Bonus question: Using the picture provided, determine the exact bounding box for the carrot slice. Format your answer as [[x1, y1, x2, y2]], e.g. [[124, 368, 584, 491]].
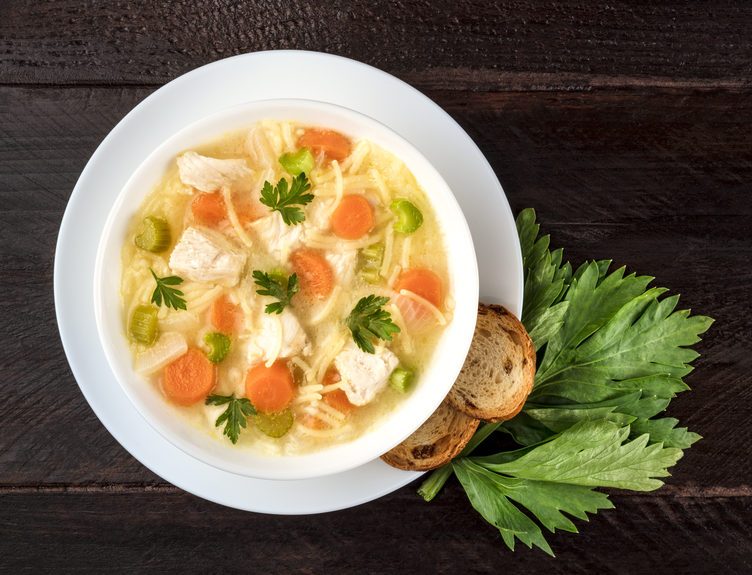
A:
[[245, 360, 295, 414], [394, 268, 443, 308], [191, 191, 226, 227], [297, 128, 351, 162], [324, 389, 356, 415], [163, 348, 216, 405], [330, 194, 374, 240], [211, 294, 241, 334], [232, 190, 264, 224], [301, 414, 327, 430], [321, 366, 355, 415], [290, 248, 334, 299], [323, 366, 341, 386]]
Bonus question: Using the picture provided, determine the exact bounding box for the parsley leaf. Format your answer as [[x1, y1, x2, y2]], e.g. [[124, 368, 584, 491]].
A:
[[150, 268, 187, 310], [205, 394, 257, 444], [259, 173, 314, 225], [252, 270, 299, 314], [346, 295, 400, 353]]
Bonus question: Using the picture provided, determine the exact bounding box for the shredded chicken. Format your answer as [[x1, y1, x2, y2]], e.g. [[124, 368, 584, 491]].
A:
[[169, 226, 246, 287], [248, 212, 304, 263], [246, 308, 312, 366], [177, 151, 252, 193], [334, 342, 398, 406]]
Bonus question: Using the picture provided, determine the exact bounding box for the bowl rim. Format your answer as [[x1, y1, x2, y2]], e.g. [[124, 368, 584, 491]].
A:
[[93, 97, 479, 480]]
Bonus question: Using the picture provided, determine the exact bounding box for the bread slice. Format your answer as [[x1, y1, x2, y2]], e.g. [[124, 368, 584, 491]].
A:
[[381, 399, 479, 471], [447, 304, 535, 422]]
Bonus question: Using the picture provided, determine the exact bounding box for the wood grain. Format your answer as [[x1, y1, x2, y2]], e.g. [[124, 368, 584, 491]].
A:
[[2, 489, 752, 572], [1, 1, 751, 90], [2, 0, 752, 562], [1, 85, 750, 489]]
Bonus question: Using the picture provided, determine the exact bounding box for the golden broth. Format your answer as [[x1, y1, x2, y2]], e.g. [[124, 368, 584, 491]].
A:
[[121, 120, 451, 455]]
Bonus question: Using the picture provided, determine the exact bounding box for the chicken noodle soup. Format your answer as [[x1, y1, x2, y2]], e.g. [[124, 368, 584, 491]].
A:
[[121, 120, 452, 454]]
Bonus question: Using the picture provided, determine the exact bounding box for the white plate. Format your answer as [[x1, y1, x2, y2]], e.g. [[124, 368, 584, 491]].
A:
[[54, 50, 523, 514]]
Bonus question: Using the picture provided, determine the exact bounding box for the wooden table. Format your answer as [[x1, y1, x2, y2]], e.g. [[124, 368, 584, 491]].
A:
[[2, 2, 751, 572]]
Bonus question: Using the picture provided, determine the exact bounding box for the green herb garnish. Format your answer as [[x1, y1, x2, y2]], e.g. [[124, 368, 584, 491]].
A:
[[205, 394, 257, 444], [253, 270, 299, 314], [259, 173, 314, 225], [417, 208, 713, 555], [149, 269, 187, 310], [346, 295, 400, 354]]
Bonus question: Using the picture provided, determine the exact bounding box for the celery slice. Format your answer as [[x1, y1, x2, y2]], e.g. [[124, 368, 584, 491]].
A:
[[390, 367, 415, 393], [390, 199, 424, 234], [361, 269, 382, 284], [129, 304, 159, 345], [134, 216, 171, 252], [359, 242, 385, 283], [254, 409, 294, 438], [279, 148, 315, 176], [204, 332, 231, 363], [361, 243, 385, 263]]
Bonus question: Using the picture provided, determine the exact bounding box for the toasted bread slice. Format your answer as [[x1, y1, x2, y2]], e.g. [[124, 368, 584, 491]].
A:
[[447, 304, 535, 422], [381, 399, 479, 471]]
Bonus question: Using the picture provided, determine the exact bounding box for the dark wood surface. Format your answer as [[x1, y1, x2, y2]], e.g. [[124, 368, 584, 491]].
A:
[[1, 1, 751, 572]]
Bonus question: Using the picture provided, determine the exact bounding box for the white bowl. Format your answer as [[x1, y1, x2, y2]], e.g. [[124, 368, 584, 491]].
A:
[[94, 98, 479, 481]]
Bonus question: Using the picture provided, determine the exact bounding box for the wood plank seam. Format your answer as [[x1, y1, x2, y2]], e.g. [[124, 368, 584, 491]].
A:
[[2, 484, 751, 498]]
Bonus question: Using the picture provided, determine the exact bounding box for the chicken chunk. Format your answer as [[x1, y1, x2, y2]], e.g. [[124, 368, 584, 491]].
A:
[[325, 250, 357, 285], [248, 212, 303, 263], [177, 151, 252, 193], [246, 308, 312, 365], [334, 342, 399, 406], [304, 198, 333, 232], [169, 226, 246, 287]]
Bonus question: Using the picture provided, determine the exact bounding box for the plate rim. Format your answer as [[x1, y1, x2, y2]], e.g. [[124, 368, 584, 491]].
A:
[[54, 49, 523, 514]]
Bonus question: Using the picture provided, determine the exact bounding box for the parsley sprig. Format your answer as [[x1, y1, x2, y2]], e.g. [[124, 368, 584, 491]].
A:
[[253, 270, 299, 314], [416, 208, 713, 555], [259, 173, 314, 225], [150, 268, 187, 310], [205, 394, 257, 444], [346, 295, 400, 353]]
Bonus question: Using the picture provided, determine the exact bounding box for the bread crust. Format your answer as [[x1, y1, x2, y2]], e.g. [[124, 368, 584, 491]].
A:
[[381, 399, 480, 471], [381, 304, 534, 470], [447, 304, 535, 421]]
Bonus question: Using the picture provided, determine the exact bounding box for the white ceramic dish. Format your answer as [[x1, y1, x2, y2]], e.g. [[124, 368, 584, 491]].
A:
[[55, 50, 522, 513], [94, 98, 479, 481]]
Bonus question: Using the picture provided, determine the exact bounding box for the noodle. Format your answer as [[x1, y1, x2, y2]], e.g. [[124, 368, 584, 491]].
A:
[[400, 236, 412, 269], [221, 186, 253, 248], [380, 223, 394, 277], [120, 119, 450, 456], [368, 168, 391, 206], [308, 286, 342, 326]]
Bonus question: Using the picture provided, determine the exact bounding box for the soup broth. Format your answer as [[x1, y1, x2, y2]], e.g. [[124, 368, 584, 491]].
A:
[[121, 120, 452, 454]]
